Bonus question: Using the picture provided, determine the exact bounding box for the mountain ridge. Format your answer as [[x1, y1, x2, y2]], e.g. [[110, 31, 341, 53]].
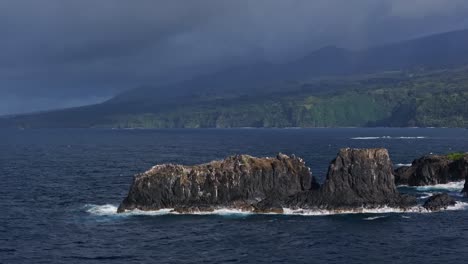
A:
[[2, 29, 468, 128]]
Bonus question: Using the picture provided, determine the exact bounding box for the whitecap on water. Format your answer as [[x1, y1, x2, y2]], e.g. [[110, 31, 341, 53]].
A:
[[363, 216, 387, 221], [84, 204, 119, 216], [351, 136, 426, 140], [413, 181, 465, 192], [395, 163, 412, 168]]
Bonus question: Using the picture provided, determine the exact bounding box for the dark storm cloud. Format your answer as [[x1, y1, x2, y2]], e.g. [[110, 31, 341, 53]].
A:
[[1, 0, 468, 114]]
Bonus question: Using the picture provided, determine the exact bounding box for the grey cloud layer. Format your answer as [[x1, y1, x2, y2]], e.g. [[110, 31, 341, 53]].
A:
[[1, 0, 468, 114]]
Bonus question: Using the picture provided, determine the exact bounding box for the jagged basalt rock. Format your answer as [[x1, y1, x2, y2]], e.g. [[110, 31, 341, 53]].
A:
[[463, 162, 468, 197], [423, 193, 456, 211], [394, 166, 411, 185], [394, 154, 468, 186], [117, 153, 315, 213], [463, 181, 468, 197], [118, 148, 418, 214], [289, 148, 416, 210], [253, 197, 284, 214]]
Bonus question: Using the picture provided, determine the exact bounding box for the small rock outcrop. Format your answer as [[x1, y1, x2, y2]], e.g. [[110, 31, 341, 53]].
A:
[[423, 193, 456, 211], [394, 154, 468, 186], [289, 148, 416, 210], [117, 154, 317, 213]]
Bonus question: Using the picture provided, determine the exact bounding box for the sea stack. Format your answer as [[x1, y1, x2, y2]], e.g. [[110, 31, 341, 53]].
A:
[[288, 148, 416, 210], [117, 154, 317, 213], [118, 148, 418, 213], [394, 153, 468, 186]]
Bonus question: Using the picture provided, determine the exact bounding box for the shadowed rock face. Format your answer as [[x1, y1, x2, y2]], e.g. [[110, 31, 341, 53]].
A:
[[288, 148, 416, 209], [464, 181, 468, 197], [423, 193, 456, 211], [117, 154, 317, 213], [394, 155, 468, 186], [463, 157, 468, 197]]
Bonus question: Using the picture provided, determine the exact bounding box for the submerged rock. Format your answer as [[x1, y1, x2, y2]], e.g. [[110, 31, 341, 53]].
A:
[[117, 153, 316, 213], [423, 193, 456, 211], [289, 148, 416, 210], [394, 154, 468, 186]]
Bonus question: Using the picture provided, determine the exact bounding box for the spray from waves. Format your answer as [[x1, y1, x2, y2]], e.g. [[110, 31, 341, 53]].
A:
[[395, 163, 412, 168], [85, 204, 118, 216], [351, 136, 426, 140], [85, 202, 468, 217], [363, 216, 388, 221], [84, 204, 253, 217], [412, 181, 465, 192]]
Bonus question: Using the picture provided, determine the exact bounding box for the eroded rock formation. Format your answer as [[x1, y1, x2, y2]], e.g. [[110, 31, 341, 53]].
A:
[[117, 153, 316, 213], [118, 148, 418, 213], [288, 148, 416, 210], [394, 154, 468, 186]]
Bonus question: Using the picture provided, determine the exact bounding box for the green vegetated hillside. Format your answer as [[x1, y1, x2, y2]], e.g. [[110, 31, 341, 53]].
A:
[[103, 68, 468, 128], [3, 29, 468, 129]]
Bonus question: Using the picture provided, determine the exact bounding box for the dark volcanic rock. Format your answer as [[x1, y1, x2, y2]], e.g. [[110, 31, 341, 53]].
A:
[[423, 193, 456, 211], [394, 154, 468, 186], [463, 159, 468, 197], [253, 197, 284, 214], [394, 166, 411, 185], [463, 181, 468, 197], [288, 148, 417, 210], [118, 148, 418, 213], [118, 153, 316, 213]]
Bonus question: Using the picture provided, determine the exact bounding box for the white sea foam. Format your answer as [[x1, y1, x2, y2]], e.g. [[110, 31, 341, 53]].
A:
[[395, 163, 412, 168], [413, 181, 465, 192], [351, 136, 426, 140], [86, 202, 468, 217], [418, 192, 434, 199], [282, 206, 425, 215], [363, 216, 387, 221], [85, 204, 118, 216], [84, 204, 252, 216]]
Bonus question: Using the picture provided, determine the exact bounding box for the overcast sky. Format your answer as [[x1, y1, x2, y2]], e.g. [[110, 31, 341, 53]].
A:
[[1, 0, 468, 115]]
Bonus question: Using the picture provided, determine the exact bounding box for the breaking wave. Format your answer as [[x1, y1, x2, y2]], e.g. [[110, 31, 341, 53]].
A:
[[412, 181, 465, 192], [395, 163, 412, 168], [85, 202, 468, 217], [351, 136, 426, 140]]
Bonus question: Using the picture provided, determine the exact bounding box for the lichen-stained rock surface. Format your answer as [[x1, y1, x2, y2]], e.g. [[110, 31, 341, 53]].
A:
[[394, 154, 468, 186], [117, 153, 317, 213], [288, 148, 417, 210]]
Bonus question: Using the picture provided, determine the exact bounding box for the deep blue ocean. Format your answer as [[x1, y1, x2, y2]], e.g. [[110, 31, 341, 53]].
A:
[[1, 128, 468, 263]]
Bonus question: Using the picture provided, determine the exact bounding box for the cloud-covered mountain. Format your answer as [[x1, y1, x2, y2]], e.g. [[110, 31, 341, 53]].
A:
[[2, 29, 468, 128]]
